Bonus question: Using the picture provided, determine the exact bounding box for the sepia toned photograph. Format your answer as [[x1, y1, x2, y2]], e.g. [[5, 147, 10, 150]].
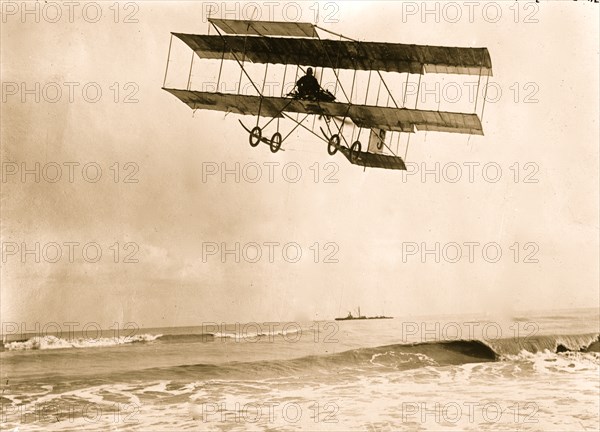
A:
[[1, 1, 599, 430]]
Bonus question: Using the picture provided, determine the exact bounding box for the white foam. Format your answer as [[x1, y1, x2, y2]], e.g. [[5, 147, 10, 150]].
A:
[[212, 328, 301, 340], [4, 334, 162, 351], [502, 349, 600, 373]]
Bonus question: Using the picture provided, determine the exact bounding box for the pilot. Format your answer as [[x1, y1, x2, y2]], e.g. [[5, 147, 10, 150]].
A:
[[296, 67, 321, 99]]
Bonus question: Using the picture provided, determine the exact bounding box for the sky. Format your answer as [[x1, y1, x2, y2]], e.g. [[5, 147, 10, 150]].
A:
[[1, 1, 599, 329]]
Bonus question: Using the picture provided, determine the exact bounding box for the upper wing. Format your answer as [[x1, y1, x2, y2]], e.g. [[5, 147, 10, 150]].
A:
[[173, 33, 492, 76], [209, 18, 317, 38], [163, 89, 484, 135]]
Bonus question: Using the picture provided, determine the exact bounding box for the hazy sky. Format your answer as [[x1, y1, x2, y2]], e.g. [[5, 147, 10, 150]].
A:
[[2, 1, 598, 329]]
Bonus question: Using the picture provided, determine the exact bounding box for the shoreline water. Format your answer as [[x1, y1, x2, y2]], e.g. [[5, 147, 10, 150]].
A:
[[2, 308, 599, 431]]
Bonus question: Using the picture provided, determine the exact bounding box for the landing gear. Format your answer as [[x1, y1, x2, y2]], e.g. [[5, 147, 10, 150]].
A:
[[350, 141, 362, 162], [270, 132, 282, 153], [249, 126, 262, 147], [327, 134, 340, 155], [240, 121, 285, 152]]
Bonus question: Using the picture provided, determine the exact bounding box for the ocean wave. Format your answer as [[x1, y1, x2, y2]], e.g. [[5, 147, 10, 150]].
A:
[[317, 339, 498, 369], [3, 333, 162, 351], [160, 335, 600, 378], [487, 332, 599, 357], [136, 339, 501, 382], [501, 348, 600, 374], [333, 334, 599, 370], [1, 327, 304, 351], [4, 325, 598, 367], [212, 327, 302, 340], [156, 328, 302, 342]]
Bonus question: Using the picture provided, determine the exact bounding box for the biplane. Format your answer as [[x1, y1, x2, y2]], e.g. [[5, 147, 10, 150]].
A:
[[162, 19, 492, 171]]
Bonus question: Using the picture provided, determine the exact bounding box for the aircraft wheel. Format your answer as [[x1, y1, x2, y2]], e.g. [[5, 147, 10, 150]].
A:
[[270, 132, 282, 153], [249, 126, 262, 147], [350, 141, 362, 162], [327, 134, 340, 155]]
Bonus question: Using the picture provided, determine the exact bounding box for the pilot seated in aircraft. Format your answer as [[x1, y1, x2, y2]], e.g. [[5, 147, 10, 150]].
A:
[[294, 68, 335, 102], [296, 67, 320, 99]]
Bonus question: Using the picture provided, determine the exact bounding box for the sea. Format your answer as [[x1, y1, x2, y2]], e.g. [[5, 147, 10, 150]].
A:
[[1, 308, 598, 431]]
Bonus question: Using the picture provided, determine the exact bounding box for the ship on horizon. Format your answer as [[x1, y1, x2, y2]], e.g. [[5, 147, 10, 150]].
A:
[[334, 307, 393, 321]]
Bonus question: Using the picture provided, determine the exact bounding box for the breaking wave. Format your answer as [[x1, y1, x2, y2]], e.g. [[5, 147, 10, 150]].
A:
[[2, 333, 162, 351], [124, 334, 599, 382]]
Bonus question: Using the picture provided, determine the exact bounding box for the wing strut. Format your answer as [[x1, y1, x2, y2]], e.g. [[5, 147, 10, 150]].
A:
[[314, 31, 351, 104], [163, 34, 173, 88], [481, 72, 491, 121], [186, 50, 194, 90], [404, 69, 423, 160], [320, 29, 402, 110]]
